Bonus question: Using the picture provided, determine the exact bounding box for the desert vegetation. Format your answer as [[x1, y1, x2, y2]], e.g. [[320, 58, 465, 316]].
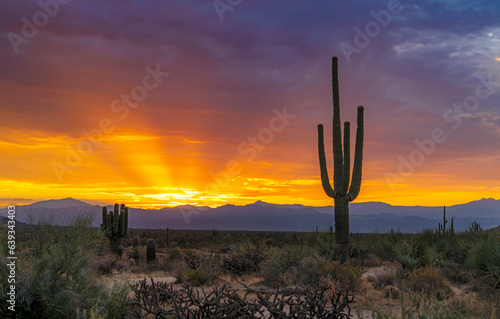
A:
[[1, 210, 499, 318]]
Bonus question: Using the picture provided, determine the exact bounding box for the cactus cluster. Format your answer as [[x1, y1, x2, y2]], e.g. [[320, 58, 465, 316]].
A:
[[317, 56, 365, 263], [437, 206, 454, 236], [101, 203, 129, 252], [468, 220, 483, 233]]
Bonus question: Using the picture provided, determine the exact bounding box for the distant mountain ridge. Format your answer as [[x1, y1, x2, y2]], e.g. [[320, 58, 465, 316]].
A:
[[1, 197, 499, 233]]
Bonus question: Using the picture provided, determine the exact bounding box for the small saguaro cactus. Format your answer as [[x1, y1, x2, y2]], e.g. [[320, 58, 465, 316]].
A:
[[146, 239, 157, 263], [469, 220, 483, 232], [438, 206, 454, 236], [133, 235, 139, 248], [438, 206, 448, 235], [100, 203, 129, 252], [317, 56, 365, 263]]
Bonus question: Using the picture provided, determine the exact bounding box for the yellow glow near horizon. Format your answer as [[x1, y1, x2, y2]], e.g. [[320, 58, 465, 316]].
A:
[[1, 128, 500, 210]]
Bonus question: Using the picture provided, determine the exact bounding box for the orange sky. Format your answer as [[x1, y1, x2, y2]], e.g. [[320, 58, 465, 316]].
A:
[[1, 1, 500, 209]]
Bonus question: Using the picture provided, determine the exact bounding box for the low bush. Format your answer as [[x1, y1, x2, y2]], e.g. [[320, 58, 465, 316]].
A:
[[222, 243, 266, 276], [405, 267, 454, 301], [467, 233, 500, 296], [184, 253, 221, 286], [319, 260, 363, 292], [184, 250, 202, 270], [6, 214, 129, 318], [261, 245, 316, 287], [370, 268, 397, 289]]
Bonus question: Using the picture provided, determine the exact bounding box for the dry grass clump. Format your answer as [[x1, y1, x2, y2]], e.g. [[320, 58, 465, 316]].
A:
[[370, 268, 397, 289], [405, 267, 454, 300]]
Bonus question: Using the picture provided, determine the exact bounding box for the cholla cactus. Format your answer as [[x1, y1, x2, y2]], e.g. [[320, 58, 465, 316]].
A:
[[100, 203, 129, 252], [147, 239, 157, 263]]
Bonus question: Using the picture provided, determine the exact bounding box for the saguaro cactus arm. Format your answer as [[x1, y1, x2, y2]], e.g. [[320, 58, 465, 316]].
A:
[[318, 124, 336, 198], [347, 106, 364, 201], [332, 57, 344, 192], [342, 121, 351, 195]]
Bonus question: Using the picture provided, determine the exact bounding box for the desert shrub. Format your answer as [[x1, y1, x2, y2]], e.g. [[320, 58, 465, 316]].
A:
[[318, 260, 363, 292], [222, 253, 256, 276], [185, 268, 219, 286], [96, 255, 118, 275], [467, 233, 500, 295], [11, 214, 129, 318], [222, 243, 266, 276], [365, 232, 404, 260], [315, 232, 336, 260], [370, 268, 397, 289], [170, 261, 188, 283], [185, 254, 221, 286], [261, 245, 316, 287], [349, 244, 369, 266], [440, 236, 473, 264], [184, 250, 202, 270], [441, 261, 472, 286], [405, 267, 454, 301], [165, 247, 182, 262]]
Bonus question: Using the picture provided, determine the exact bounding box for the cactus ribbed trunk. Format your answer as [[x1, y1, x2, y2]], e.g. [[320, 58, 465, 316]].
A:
[[317, 56, 364, 263], [334, 195, 349, 260], [110, 237, 120, 252]]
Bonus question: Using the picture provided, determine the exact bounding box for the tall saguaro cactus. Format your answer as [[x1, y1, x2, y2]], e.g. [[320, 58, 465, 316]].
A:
[[317, 56, 364, 262], [101, 203, 129, 252]]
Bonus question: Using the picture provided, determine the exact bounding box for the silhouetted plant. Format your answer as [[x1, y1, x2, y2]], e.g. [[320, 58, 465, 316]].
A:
[[132, 235, 139, 248], [147, 239, 157, 264], [100, 203, 128, 252], [317, 56, 365, 263], [126, 278, 354, 318], [468, 220, 483, 233]]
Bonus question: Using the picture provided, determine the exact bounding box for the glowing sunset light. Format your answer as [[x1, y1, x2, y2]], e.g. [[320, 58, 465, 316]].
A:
[[0, 1, 499, 210]]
